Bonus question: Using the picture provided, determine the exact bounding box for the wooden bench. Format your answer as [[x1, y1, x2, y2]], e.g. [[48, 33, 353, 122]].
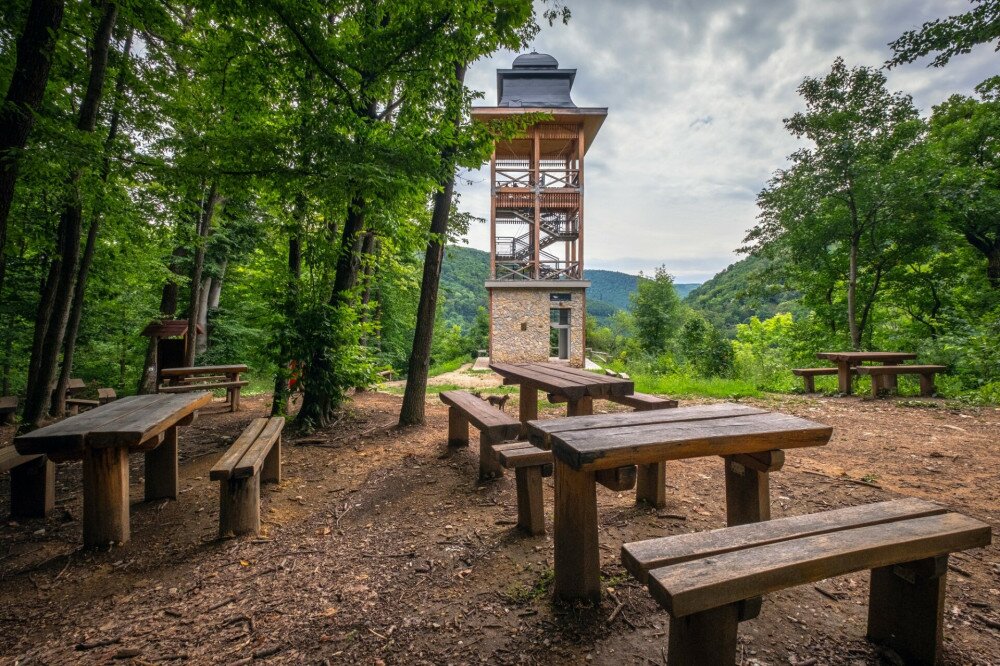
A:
[[0, 396, 17, 425], [210, 417, 284, 537], [98, 388, 117, 404], [547, 391, 677, 411], [0, 446, 55, 518], [854, 364, 947, 398], [440, 390, 520, 480], [159, 364, 249, 412], [65, 398, 99, 415], [622, 499, 991, 665], [492, 442, 553, 536], [791, 367, 838, 393]]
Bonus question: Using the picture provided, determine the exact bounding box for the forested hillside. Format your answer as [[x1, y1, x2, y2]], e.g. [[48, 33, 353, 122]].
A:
[[684, 255, 800, 335]]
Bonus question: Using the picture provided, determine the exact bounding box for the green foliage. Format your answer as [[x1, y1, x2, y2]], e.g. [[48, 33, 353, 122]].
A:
[[887, 0, 1000, 68], [630, 266, 684, 354], [676, 315, 733, 377]]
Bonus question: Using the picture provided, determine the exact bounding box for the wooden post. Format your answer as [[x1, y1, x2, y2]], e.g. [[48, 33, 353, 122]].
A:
[[518, 384, 538, 439], [553, 459, 600, 602], [10, 456, 55, 518], [230, 376, 241, 412], [262, 433, 281, 484], [479, 430, 504, 480], [870, 375, 883, 398], [83, 446, 130, 547], [724, 457, 770, 526], [867, 555, 947, 666], [145, 426, 178, 501], [837, 360, 852, 394], [803, 374, 816, 393], [219, 476, 260, 537], [447, 407, 469, 447], [666, 603, 740, 666], [919, 373, 935, 397], [514, 466, 545, 535], [636, 462, 666, 508], [566, 396, 593, 416]]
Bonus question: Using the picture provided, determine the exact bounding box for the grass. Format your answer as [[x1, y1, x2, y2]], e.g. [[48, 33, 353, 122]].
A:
[[633, 373, 763, 400], [428, 356, 469, 378], [503, 568, 554, 604]]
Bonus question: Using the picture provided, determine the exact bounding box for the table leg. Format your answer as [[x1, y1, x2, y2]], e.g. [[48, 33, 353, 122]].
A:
[[837, 361, 852, 395], [10, 456, 55, 518], [553, 459, 600, 602], [518, 384, 538, 439], [83, 446, 130, 547], [566, 396, 593, 416], [636, 462, 666, 508], [724, 457, 770, 526], [145, 426, 178, 501]]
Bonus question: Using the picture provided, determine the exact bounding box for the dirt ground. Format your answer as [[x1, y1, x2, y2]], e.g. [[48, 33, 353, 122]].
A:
[[0, 385, 998, 665]]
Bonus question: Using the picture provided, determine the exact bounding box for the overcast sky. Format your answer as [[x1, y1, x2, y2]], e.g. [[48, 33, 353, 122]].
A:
[[453, 0, 997, 283]]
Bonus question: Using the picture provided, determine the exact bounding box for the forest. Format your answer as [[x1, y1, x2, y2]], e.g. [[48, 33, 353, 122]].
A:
[[1, 0, 999, 443]]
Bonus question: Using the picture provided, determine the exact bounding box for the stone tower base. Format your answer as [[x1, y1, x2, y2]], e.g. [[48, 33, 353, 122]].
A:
[[487, 280, 589, 367]]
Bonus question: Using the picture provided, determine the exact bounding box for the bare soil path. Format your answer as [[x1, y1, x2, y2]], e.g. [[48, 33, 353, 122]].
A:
[[0, 389, 998, 664]]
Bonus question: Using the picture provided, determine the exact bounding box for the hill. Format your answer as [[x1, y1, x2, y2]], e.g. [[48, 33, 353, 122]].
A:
[[440, 245, 700, 329], [683, 254, 799, 335]]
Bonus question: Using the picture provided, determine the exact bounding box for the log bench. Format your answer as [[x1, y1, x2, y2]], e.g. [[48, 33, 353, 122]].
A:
[[854, 364, 947, 398], [0, 396, 17, 425], [159, 364, 249, 413], [210, 417, 284, 537], [440, 390, 520, 480], [622, 498, 991, 666], [791, 367, 838, 393], [0, 446, 54, 518]]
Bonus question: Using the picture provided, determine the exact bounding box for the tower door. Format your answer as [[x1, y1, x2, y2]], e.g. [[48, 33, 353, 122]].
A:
[[550, 308, 571, 360]]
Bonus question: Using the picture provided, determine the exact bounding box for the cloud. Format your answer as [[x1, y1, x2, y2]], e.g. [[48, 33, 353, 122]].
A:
[[457, 0, 997, 282]]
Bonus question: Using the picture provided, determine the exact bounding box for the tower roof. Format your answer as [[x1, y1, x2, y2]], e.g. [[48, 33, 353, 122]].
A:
[[497, 51, 576, 108]]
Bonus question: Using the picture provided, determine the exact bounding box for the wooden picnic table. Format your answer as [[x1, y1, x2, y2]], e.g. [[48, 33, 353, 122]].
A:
[[527, 403, 833, 601], [816, 351, 917, 394], [15, 392, 211, 547], [490, 362, 633, 433], [159, 364, 249, 412]]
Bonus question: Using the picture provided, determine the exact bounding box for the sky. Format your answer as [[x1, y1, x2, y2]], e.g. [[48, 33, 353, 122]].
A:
[[453, 0, 997, 283]]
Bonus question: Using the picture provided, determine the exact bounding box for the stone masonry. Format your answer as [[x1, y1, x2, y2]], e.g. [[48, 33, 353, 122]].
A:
[[489, 285, 586, 367]]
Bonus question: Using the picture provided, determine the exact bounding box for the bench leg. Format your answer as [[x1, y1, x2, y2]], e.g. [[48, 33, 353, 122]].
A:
[[145, 426, 178, 501], [867, 555, 947, 666], [10, 456, 55, 519], [667, 603, 740, 666], [262, 434, 281, 484], [566, 396, 593, 416], [219, 475, 260, 537], [230, 387, 240, 412], [803, 375, 815, 393], [518, 385, 538, 439], [448, 407, 469, 447], [919, 373, 935, 397], [479, 431, 504, 480], [883, 373, 898, 394], [83, 446, 130, 547], [724, 457, 770, 526], [636, 461, 666, 508], [553, 459, 601, 602], [514, 466, 545, 536]]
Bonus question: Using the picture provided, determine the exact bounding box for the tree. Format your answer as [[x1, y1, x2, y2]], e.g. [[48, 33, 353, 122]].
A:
[[887, 0, 1000, 69], [926, 93, 1000, 288], [630, 265, 684, 354], [745, 59, 926, 349]]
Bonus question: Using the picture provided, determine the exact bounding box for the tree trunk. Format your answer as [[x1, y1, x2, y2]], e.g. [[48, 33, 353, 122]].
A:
[[195, 276, 211, 355], [21, 1, 118, 428], [271, 210, 303, 417], [847, 234, 861, 350], [399, 63, 466, 426], [185, 181, 218, 367], [54, 29, 132, 414], [0, 0, 66, 301]]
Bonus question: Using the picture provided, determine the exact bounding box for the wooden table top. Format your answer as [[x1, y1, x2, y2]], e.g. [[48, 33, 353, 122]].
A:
[[160, 364, 248, 376], [490, 362, 633, 400], [527, 403, 832, 471], [816, 352, 917, 362], [15, 392, 212, 459]]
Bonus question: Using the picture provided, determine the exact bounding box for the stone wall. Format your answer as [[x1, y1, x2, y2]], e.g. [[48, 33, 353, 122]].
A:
[[489, 286, 586, 367]]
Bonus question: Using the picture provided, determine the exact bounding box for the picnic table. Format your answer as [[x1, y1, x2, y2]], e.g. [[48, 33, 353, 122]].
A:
[[527, 403, 833, 601], [159, 364, 248, 412], [816, 352, 917, 394], [15, 392, 211, 547], [490, 362, 633, 432]]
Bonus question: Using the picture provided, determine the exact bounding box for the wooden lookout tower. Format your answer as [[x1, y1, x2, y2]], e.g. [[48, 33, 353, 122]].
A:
[[471, 52, 606, 367]]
